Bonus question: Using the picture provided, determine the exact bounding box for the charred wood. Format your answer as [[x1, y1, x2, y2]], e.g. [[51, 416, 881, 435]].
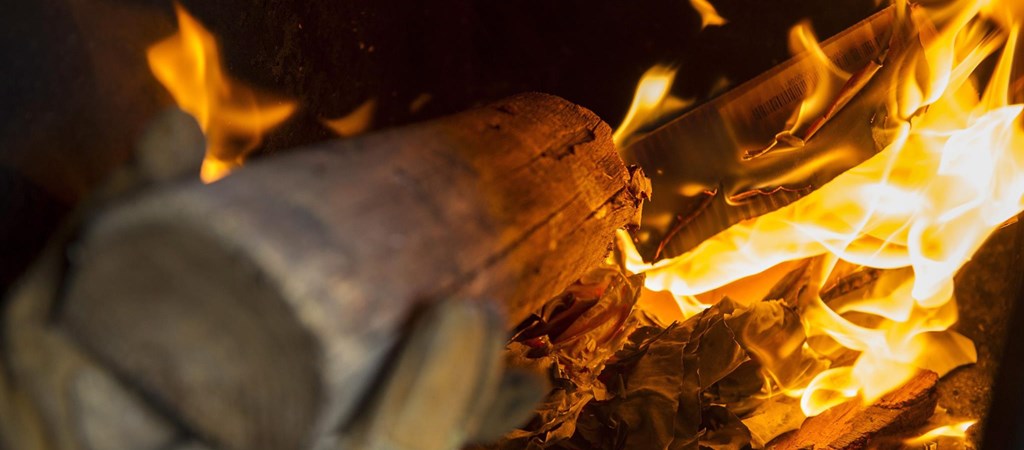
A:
[[768, 371, 939, 450]]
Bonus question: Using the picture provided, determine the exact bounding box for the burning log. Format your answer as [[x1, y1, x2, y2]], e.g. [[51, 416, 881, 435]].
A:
[[768, 371, 940, 450], [50, 92, 646, 450]]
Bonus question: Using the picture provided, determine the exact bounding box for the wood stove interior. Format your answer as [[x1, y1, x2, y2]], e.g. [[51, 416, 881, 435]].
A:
[[2, 0, 1023, 449]]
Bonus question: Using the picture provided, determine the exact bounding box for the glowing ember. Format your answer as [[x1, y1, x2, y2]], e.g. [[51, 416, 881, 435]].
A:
[[689, 0, 728, 30], [147, 3, 297, 183], [904, 420, 976, 445], [620, 0, 1023, 421]]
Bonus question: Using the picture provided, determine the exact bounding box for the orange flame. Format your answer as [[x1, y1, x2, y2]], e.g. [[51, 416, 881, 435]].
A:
[[689, 0, 728, 30], [785, 21, 851, 136], [620, 0, 1023, 419], [147, 4, 297, 183], [323, 98, 377, 137], [613, 65, 692, 147], [904, 420, 976, 445]]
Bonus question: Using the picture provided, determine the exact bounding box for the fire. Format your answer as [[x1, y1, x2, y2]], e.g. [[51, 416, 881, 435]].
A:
[[323, 98, 377, 137], [777, 22, 851, 143], [904, 420, 976, 445], [613, 66, 693, 148], [689, 0, 728, 29], [620, 0, 1023, 420], [147, 4, 297, 183]]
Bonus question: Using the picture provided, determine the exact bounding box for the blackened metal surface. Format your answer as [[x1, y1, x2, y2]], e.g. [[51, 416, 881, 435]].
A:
[[979, 221, 1024, 449], [175, 0, 879, 153]]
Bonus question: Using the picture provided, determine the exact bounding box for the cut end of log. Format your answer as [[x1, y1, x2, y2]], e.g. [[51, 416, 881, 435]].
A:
[[61, 224, 322, 450]]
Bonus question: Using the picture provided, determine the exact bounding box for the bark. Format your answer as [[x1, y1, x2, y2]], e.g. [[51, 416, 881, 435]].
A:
[[56, 93, 643, 450]]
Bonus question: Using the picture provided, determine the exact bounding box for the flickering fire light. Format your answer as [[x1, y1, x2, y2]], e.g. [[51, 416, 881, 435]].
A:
[[689, 0, 728, 30], [613, 65, 682, 147], [905, 420, 977, 445], [147, 3, 297, 183], [148, 4, 378, 183], [142, 0, 1020, 445], [620, 0, 1022, 421]]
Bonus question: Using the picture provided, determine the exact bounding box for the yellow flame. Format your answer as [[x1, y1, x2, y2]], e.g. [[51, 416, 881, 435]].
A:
[[689, 0, 728, 30], [904, 420, 976, 445], [323, 98, 377, 137], [747, 21, 858, 160], [786, 21, 851, 136], [619, 0, 1023, 418], [613, 65, 692, 147], [618, 229, 710, 318], [147, 4, 297, 183]]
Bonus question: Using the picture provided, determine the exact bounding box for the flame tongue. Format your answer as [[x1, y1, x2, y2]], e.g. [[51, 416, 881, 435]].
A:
[[621, 0, 1024, 420], [689, 0, 728, 30], [147, 4, 297, 183], [905, 420, 977, 445], [613, 65, 692, 147]]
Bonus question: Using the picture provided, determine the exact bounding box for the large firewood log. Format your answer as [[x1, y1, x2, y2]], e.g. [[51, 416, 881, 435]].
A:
[[49, 93, 645, 450]]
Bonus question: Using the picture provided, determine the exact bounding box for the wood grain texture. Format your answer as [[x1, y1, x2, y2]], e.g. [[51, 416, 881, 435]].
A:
[[58, 93, 641, 450], [1, 242, 184, 450], [769, 371, 939, 450]]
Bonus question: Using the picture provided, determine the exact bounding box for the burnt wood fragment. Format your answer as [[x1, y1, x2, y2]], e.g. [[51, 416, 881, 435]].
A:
[[768, 371, 939, 450]]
